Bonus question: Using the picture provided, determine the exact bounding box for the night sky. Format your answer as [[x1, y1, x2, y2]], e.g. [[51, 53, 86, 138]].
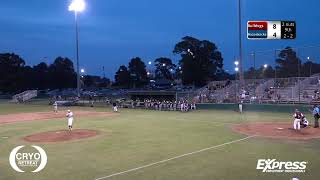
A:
[[1, 0, 319, 79]]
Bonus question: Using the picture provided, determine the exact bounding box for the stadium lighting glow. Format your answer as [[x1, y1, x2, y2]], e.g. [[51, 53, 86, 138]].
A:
[[263, 64, 268, 68], [234, 61, 239, 66], [187, 49, 194, 56], [235, 67, 239, 72], [307, 56, 310, 60], [80, 68, 85, 73], [68, 0, 86, 12]]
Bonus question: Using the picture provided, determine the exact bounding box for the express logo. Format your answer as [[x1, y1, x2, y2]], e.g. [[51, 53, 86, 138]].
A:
[[256, 159, 307, 173], [9, 145, 47, 173]]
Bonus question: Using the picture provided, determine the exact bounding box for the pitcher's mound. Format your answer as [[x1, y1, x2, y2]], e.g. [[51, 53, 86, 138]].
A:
[[233, 123, 320, 140], [23, 129, 99, 142]]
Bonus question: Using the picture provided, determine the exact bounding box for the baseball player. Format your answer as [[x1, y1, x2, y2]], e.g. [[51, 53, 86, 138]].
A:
[[293, 109, 304, 130], [66, 110, 74, 131], [300, 116, 309, 128], [238, 101, 243, 114], [53, 101, 58, 113], [312, 105, 319, 128], [112, 102, 118, 112]]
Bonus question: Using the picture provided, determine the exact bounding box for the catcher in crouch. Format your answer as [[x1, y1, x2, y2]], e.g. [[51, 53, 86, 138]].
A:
[[293, 109, 309, 130]]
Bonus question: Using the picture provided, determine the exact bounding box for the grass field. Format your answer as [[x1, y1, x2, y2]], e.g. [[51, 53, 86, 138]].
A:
[[0, 103, 319, 180]]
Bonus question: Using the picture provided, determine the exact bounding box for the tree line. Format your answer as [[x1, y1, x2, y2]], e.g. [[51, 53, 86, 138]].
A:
[[114, 37, 320, 88], [114, 36, 229, 88], [244, 47, 320, 79], [0, 54, 110, 93], [1, 36, 319, 93]]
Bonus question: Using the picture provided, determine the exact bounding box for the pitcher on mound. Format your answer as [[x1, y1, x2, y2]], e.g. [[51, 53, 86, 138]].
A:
[[66, 110, 74, 131]]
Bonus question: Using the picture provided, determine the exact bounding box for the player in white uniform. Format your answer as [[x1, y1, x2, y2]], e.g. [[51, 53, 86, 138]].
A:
[[239, 101, 243, 114], [53, 102, 58, 113], [112, 102, 118, 112], [293, 109, 304, 130], [66, 110, 74, 131], [301, 117, 309, 128]]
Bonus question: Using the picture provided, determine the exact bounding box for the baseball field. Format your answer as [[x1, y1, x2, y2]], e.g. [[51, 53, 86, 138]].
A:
[[0, 102, 319, 180]]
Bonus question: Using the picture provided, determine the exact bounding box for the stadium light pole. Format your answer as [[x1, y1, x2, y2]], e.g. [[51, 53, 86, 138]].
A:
[[307, 56, 312, 77], [238, 0, 244, 86], [274, 49, 278, 101], [235, 67, 239, 102], [69, 0, 85, 98], [251, 52, 256, 79]]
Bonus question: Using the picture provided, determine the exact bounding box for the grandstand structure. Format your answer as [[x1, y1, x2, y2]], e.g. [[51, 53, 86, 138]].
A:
[[194, 74, 320, 104], [11, 90, 38, 103]]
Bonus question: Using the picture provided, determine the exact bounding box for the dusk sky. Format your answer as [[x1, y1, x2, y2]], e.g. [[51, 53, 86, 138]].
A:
[[1, 0, 320, 79]]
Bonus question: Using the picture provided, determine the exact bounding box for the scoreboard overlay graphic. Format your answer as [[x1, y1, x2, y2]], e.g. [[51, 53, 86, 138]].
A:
[[247, 21, 296, 40]]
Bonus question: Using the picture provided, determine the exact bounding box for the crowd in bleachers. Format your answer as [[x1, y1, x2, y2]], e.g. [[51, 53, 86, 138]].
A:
[[195, 80, 232, 103], [116, 99, 197, 112], [311, 90, 320, 101], [142, 99, 196, 112]]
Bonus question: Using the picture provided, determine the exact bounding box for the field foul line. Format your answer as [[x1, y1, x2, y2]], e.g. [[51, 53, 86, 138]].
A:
[[94, 135, 256, 180]]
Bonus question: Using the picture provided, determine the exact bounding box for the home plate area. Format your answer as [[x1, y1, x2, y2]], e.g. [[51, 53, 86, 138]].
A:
[[232, 122, 320, 140]]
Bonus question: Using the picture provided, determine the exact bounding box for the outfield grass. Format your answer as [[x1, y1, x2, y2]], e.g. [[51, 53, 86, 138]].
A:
[[0, 103, 319, 180]]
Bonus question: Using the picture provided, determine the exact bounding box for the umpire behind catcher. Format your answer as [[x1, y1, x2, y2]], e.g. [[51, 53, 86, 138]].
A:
[[312, 105, 319, 128]]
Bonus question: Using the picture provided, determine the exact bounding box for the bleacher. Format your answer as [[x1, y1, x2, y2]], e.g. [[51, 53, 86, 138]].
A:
[[196, 74, 320, 104], [11, 90, 38, 103]]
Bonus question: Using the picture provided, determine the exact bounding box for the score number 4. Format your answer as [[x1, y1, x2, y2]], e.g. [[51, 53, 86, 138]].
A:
[[267, 21, 281, 39]]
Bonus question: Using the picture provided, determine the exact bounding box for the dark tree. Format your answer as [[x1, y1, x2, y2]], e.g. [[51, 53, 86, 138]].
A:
[[82, 75, 98, 88], [154, 57, 176, 80], [258, 66, 275, 79], [48, 57, 76, 89], [114, 65, 131, 88], [83, 75, 111, 88], [300, 61, 320, 77], [98, 77, 111, 88], [276, 47, 301, 78], [173, 36, 223, 86], [128, 57, 148, 88], [33, 62, 49, 89], [215, 70, 234, 81], [244, 66, 275, 79], [244, 67, 257, 79], [0, 53, 26, 92]]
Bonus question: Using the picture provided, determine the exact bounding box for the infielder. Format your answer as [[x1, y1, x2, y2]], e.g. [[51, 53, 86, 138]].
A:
[[112, 102, 118, 112], [53, 101, 58, 113], [238, 101, 243, 114], [66, 110, 74, 131]]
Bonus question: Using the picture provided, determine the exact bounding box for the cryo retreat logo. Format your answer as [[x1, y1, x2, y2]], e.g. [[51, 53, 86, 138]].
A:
[[256, 159, 307, 173], [9, 145, 47, 173]]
